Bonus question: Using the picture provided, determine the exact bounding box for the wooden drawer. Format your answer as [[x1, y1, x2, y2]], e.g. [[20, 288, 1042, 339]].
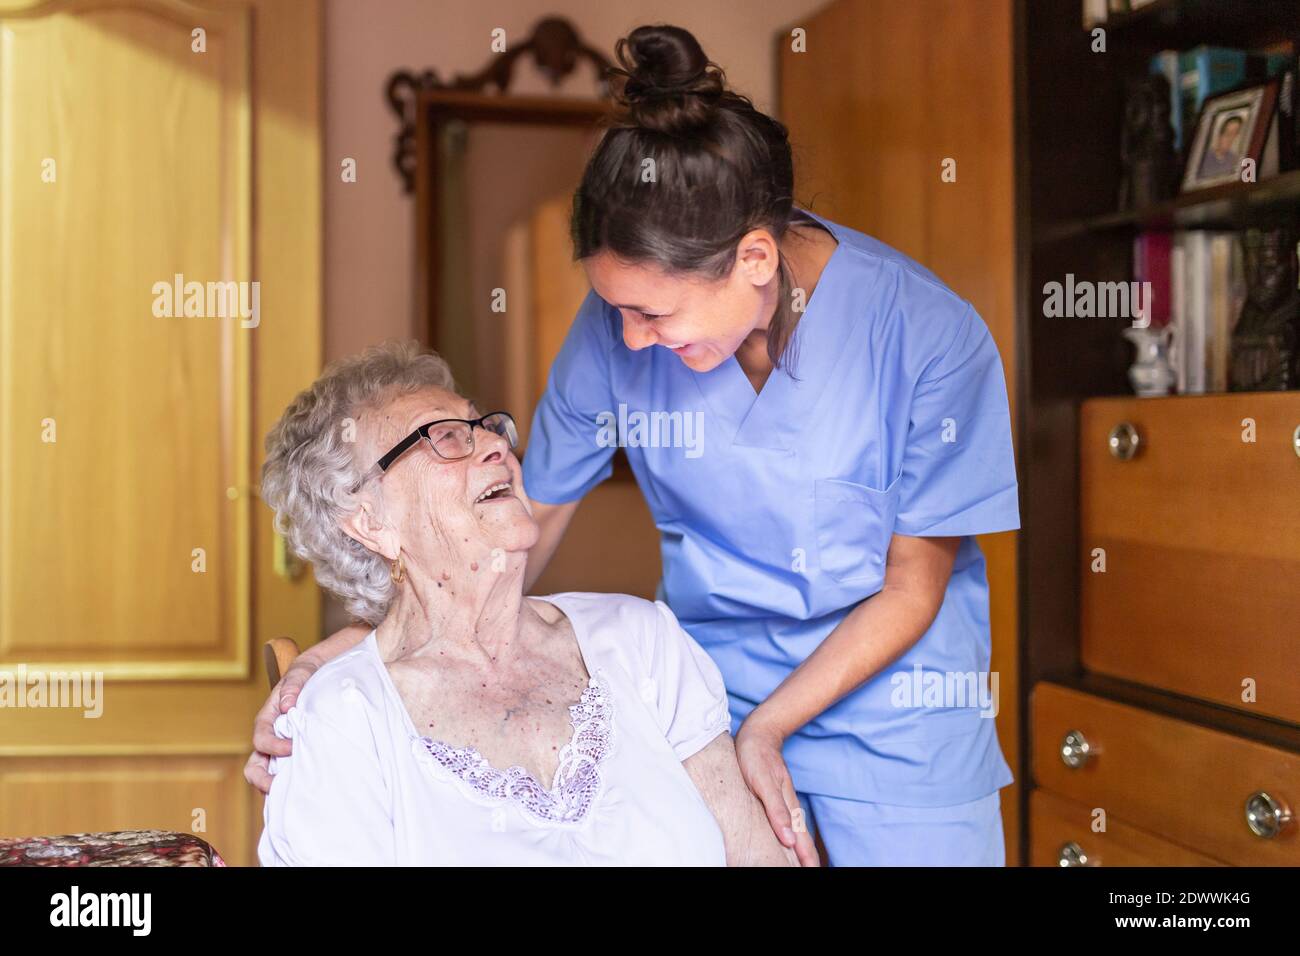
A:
[[1031, 789, 1223, 866], [1080, 393, 1300, 723], [1032, 682, 1300, 866]]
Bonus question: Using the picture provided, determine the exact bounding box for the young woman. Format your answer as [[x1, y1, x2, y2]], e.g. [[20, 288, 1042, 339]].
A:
[[520, 25, 1019, 866]]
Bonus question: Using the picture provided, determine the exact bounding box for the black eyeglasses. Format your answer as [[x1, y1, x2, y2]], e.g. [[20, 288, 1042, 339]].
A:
[[362, 411, 518, 483]]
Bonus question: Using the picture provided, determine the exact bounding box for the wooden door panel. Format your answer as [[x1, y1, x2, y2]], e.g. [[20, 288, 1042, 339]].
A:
[[1, 0, 251, 675], [0, 0, 321, 865]]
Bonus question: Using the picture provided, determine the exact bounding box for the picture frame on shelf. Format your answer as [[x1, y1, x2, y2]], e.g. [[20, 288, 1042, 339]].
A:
[[1181, 78, 1279, 192]]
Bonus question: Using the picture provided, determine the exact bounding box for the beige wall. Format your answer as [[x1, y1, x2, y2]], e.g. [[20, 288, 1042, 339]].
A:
[[323, 0, 830, 361]]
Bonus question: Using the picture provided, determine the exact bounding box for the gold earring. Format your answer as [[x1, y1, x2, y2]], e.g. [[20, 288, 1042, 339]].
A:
[[390, 555, 405, 584]]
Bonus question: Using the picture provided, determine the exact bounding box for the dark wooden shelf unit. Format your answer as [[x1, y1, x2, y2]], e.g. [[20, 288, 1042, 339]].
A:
[[1013, 0, 1300, 865]]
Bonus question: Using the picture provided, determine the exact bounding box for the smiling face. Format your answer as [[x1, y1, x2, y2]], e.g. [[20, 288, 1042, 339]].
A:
[[1214, 115, 1243, 155], [582, 227, 782, 373], [347, 387, 538, 569]]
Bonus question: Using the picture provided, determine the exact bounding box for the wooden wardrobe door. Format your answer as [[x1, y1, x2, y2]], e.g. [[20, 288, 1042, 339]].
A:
[[778, 0, 1019, 858], [523, 194, 663, 601], [0, 0, 321, 865]]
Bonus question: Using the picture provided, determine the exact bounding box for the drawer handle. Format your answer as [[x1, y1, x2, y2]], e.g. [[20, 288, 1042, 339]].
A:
[[1058, 841, 1089, 867], [1293, 425, 1300, 459], [1108, 422, 1141, 461], [1245, 791, 1294, 839], [1060, 729, 1092, 768]]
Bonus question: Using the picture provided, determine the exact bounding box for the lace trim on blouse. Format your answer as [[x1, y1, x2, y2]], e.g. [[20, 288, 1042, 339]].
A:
[[415, 674, 613, 825]]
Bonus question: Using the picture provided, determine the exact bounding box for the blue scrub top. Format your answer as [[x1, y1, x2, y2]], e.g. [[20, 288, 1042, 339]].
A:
[[523, 210, 1019, 806]]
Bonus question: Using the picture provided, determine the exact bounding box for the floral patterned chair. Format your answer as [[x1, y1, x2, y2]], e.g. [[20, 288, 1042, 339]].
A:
[[0, 829, 226, 867]]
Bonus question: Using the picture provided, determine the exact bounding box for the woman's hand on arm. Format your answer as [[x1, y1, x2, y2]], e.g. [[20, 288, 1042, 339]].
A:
[[683, 732, 808, 866], [734, 533, 960, 857], [746, 533, 959, 741], [243, 622, 371, 794], [732, 718, 820, 866]]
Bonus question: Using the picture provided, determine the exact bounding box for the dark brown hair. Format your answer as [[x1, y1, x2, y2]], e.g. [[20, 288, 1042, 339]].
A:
[[572, 24, 801, 367]]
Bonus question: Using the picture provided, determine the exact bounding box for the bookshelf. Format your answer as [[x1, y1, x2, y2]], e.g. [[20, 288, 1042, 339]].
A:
[[1014, 0, 1300, 865], [1036, 167, 1300, 241], [1094, 0, 1299, 52]]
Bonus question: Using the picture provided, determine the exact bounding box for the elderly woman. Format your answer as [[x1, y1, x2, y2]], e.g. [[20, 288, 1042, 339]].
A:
[[252, 342, 798, 866]]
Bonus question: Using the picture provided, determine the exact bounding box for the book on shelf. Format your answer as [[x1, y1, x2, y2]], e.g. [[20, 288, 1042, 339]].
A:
[[1082, 0, 1109, 29], [1279, 68, 1296, 172], [1165, 231, 1246, 395], [1208, 234, 1239, 393], [1085, 0, 1158, 23], [1133, 231, 1172, 329]]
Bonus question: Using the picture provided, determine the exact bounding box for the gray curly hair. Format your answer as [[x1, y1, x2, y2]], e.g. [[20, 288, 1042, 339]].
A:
[[261, 341, 458, 625]]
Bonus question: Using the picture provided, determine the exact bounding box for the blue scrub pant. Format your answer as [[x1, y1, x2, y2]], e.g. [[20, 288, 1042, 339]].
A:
[[794, 790, 1006, 867]]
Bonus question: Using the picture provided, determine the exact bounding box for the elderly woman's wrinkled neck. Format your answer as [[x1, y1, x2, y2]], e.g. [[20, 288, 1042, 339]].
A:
[[340, 387, 542, 668]]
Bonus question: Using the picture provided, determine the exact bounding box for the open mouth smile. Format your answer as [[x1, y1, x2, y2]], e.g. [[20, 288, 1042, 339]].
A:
[[474, 481, 514, 504]]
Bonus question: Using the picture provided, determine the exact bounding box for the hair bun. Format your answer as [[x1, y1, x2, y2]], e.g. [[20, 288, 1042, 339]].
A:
[[613, 25, 726, 135]]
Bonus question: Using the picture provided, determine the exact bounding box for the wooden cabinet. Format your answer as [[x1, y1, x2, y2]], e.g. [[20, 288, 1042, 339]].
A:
[[1027, 394, 1300, 866], [1018, 0, 1300, 867], [1029, 392, 1300, 863], [1033, 683, 1300, 866], [1027, 395, 1300, 866], [1080, 395, 1300, 723]]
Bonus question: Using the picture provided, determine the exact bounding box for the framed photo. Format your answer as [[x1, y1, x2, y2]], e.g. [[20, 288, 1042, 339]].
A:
[[1181, 79, 1279, 192]]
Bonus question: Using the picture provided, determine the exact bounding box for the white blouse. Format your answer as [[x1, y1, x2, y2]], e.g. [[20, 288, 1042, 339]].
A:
[[258, 593, 732, 866]]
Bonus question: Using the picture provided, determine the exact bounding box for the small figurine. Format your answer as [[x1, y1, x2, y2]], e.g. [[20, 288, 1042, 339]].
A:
[[1229, 226, 1300, 391], [1124, 326, 1176, 396], [1119, 73, 1179, 211]]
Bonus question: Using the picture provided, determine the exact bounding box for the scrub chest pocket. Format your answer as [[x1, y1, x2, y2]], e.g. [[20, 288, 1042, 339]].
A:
[[813, 475, 901, 586]]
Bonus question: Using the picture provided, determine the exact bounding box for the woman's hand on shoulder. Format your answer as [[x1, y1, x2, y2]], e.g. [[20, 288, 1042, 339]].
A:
[[243, 622, 370, 794]]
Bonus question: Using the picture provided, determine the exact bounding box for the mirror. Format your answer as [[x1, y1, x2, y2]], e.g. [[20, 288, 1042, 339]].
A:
[[431, 119, 600, 446], [387, 17, 613, 452]]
